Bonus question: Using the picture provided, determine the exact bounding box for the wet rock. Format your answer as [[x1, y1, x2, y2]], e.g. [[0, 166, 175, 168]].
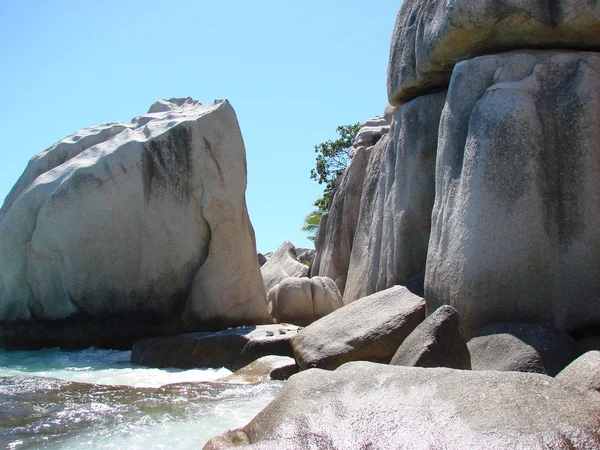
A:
[[131, 324, 299, 370], [215, 355, 298, 384]]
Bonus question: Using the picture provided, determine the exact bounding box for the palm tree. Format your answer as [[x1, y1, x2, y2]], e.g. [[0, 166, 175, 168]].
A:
[[301, 207, 325, 242]]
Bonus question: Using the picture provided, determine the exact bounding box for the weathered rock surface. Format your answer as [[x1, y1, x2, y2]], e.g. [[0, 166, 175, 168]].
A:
[[291, 286, 425, 370], [215, 355, 298, 384], [426, 51, 600, 338], [390, 305, 470, 369], [260, 241, 308, 294], [388, 0, 600, 104], [0, 98, 270, 349], [352, 116, 389, 149], [343, 91, 446, 303], [257, 253, 268, 267], [294, 248, 315, 266], [467, 323, 575, 376], [131, 324, 299, 371], [556, 351, 600, 394], [204, 361, 600, 449], [312, 146, 370, 295], [267, 277, 343, 326]]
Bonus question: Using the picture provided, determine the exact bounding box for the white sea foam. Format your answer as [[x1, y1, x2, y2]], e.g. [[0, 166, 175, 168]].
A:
[[0, 348, 282, 449], [0, 347, 232, 387]]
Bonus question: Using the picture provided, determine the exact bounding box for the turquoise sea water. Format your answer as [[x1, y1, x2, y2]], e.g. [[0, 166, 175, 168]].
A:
[[0, 348, 282, 449]]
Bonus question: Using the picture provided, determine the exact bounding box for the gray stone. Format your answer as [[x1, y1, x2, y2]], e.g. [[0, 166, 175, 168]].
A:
[[383, 103, 400, 125], [294, 248, 315, 266], [257, 253, 268, 267], [131, 324, 299, 371], [352, 116, 389, 149], [204, 362, 600, 449], [556, 351, 600, 394], [215, 355, 298, 384], [260, 241, 308, 294], [467, 323, 575, 376], [388, 0, 600, 105], [314, 146, 370, 296], [426, 51, 600, 339], [343, 91, 446, 303], [0, 98, 269, 349], [390, 305, 470, 369], [291, 286, 425, 370], [267, 277, 343, 326], [308, 212, 327, 277]]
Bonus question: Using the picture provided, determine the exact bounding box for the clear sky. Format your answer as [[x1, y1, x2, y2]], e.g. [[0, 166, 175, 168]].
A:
[[0, 0, 400, 253]]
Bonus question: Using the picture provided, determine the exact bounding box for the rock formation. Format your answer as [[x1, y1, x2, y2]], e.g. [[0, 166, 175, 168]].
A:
[[312, 0, 600, 337], [390, 305, 471, 370], [0, 98, 270, 349], [291, 286, 425, 370], [205, 362, 600, 449], [343, 92, 445, 302], [260, 241, 308, 294], [131, 324, 299, 370], [388, 0, 600, 105], [556, 351, 600, 394], [426, 51, 600, 338], [266, 276, 343, 326]]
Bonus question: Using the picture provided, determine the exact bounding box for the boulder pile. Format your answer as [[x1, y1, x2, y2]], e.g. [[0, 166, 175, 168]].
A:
[[313, 0, 600, 341]]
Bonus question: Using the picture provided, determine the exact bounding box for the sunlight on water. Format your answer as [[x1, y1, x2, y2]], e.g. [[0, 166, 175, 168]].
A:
[[0, 347, 232, 387], [0, 348, 283, 449]]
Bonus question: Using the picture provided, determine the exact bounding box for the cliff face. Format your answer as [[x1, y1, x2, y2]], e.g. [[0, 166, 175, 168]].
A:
[[314, 0, 600, 338]]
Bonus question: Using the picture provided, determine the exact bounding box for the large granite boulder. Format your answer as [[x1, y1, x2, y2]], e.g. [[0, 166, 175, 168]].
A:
[[260, 241, 308, 294], [426, 51, 600, 339], [291, 286, 425, 370], [131, 324, 299, 371], [343, 91, 446, 303], [204, 361, 600, 449], [467, 323, 575, 376], [556, 351, 600, 394], [388, 0, 600, 104], [267, 277, 343, 326], [312, 146, 370, 295], [390, 305, 471, 370], [0, 98, 270, 349]]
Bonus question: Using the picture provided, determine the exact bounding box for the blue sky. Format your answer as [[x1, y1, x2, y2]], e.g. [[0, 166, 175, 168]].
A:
[[0, 0, 400, 253]]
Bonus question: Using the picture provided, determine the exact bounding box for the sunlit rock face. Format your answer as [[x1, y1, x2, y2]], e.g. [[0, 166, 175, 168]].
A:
[[343, 92, 445, 303], [205, 362, 600, 449], [315, 93, 444, 304], [388, 0, 600, 105], [0, 98, 269, 349], [426, 51, 600, 338]]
